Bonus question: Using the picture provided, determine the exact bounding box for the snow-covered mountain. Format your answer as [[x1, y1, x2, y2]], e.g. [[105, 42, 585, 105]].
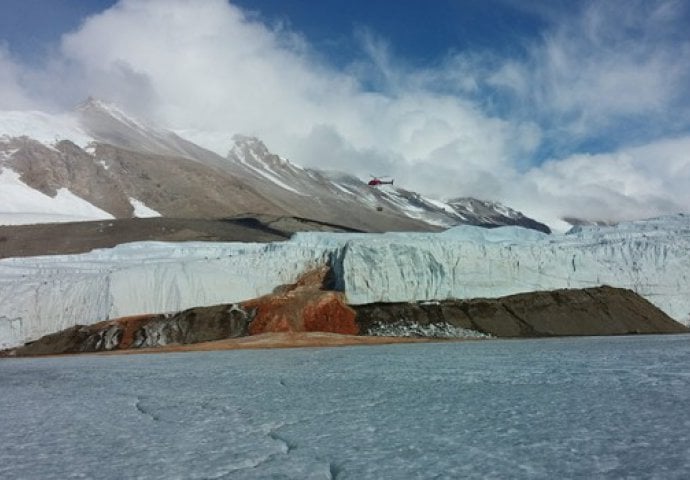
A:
[[222, 134, 551, 232], [1, 214, 688, 348], [76, 98, 231, 171], [0, 99, 549, 232]]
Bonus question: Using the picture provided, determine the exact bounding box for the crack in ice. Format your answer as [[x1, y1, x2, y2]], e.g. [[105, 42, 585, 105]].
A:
[[133, 396, 160, 422]]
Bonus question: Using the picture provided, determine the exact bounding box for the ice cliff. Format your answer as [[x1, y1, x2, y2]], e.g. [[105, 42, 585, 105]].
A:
[[332, 215, 690, 322], [1, 215, 689, 349], [0, 242, 332, 349]]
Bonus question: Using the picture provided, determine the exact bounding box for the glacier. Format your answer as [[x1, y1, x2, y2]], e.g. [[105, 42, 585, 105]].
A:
[[0, 241, 332, 349], [1, 214, 689, 349], [334, 215, 690, 319]]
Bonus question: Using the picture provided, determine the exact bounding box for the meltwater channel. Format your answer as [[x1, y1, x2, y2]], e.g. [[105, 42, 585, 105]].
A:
[[2, 334, 689, 479]]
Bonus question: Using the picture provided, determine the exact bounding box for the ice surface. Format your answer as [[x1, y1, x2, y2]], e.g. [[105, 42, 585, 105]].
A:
[[1, 335, 689, 479], [439, 224, 549, 243], [1, 215, 689, 348]]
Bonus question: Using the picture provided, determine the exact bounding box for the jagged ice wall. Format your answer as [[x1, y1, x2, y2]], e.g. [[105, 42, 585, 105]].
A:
[[1, 215, 689, 349]]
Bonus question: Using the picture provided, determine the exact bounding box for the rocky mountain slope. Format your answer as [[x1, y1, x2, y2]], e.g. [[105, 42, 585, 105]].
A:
[[1, 98, 549, 233]]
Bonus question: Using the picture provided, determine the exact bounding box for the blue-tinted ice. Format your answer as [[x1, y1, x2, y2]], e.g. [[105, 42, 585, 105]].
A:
[[1, 335, 689, 479]]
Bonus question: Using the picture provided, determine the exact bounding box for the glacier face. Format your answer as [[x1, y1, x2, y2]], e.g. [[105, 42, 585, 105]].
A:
[[260, 214, 685, 325], [335, 215, 690, 323], [1, 215, 689, 349], [0, 241, 333, 349]]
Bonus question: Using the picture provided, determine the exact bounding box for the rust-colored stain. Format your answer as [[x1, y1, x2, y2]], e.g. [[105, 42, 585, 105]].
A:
[[303, 293, 358, 335], [245, 267, 358, 335]]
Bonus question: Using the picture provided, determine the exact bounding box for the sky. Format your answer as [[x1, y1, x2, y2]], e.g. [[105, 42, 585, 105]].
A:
[[1, 0, 689, 229]]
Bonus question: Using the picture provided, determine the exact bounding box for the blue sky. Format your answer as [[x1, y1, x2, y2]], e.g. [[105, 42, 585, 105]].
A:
[[1, 0, 690, 227], [3, 1, 550, 65], [232, 1, 553, 67], [0, 0, 116, 60]]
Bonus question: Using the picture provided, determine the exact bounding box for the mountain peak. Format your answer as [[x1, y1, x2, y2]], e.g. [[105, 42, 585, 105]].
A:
[[1, 101, 552, 233], [228, 134, 294, 171], [75, 96, 107, 110], [75, 97, 149, 132], [446, 197, 550, 233], [230, 134, 271, 157]]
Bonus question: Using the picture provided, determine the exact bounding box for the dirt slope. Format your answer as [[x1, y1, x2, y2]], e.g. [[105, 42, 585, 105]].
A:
[[0, 214, 363, 259]]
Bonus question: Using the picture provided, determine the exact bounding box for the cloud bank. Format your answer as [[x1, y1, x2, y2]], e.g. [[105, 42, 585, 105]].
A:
[[1, 0, 689, 229]]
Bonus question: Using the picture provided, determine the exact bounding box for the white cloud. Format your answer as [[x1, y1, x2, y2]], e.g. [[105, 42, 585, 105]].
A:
[[0, 45, 36, 110], [1, 0, 689, 229], [503, 136, 690, 230], [494, 0, 690, 136], [52, 0, 531, 193]]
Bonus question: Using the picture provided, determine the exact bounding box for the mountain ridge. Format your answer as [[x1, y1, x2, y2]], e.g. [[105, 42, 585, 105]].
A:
[[1, 99, 550, 233]]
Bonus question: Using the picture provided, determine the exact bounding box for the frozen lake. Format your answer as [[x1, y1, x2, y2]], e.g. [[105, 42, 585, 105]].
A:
[[2, 335, 689, 479]]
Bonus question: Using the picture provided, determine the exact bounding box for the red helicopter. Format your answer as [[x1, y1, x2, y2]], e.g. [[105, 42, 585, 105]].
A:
[[368, 175, 394, 186]]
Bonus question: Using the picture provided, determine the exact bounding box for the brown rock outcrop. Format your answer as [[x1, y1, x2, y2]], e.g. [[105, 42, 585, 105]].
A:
[[10, 305, 250, 356], [355, 286, 688, 337], [129, 304, 249, 348], [5, 283, 686, 357]]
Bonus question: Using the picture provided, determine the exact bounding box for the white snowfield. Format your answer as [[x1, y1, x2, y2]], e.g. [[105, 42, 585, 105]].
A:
[[0, 110, 94, 147], [0, 168, 115, 225], [1, 215, 689, 349]]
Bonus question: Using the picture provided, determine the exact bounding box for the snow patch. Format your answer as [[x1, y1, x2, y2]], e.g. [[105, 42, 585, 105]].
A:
[[423, 196, 452, 211], [330, 182, 356, 196], [129, 198, 161, 218], [245, 151, 305, 194], [0, 168, 115, 225], [0, 110, 93, 148], [251, 166, 305, 195]]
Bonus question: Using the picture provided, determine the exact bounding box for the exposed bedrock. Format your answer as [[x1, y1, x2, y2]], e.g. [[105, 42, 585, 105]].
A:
[[8, 305, 251, 356], [354, 286, 688, 338]]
